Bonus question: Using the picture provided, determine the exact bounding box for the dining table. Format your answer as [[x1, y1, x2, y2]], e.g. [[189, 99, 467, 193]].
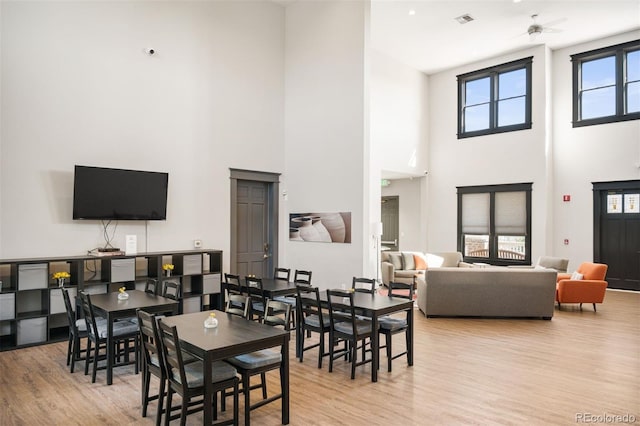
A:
[[311, 290, 414, 382], [88, 289, 179, 385], [160, 310, 290, 426]]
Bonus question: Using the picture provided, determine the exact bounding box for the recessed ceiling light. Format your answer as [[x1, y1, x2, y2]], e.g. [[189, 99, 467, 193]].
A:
[[513, 0, 522, 3], [409, 9, 416, 16], [455, 14, 474, 24]]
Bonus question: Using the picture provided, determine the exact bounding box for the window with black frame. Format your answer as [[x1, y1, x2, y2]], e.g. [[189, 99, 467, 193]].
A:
[[457, 57, 532, 139], [572, 39, 640, 127], [457, 183, 532, 266]]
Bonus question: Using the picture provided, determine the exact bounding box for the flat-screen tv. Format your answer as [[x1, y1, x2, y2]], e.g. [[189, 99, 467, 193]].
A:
[[73, 165, 168, 220]]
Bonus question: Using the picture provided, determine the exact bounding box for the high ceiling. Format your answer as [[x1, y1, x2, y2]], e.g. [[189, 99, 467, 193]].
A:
[[370, 0, 640, 75]]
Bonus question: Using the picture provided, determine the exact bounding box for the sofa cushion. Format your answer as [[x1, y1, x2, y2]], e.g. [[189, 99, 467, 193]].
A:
[[388, 253, 403, 270], [402, 253, 415, 270], [395, 270, 422, 279], [414, 253, 427, 270], [571, 271, 584, 280]]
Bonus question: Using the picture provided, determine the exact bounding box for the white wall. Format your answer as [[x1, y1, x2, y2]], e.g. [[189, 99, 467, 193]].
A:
[[0, 1, 285, 268], [371, 49, 429, 177], [381, 177, 426, 252], [551, 30, 640, 269], [283, 0, 370, 289], [427, 45, 551, 255]]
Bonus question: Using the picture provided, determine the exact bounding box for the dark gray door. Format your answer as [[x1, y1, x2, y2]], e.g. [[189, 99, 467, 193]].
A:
[[230, 169, 280, 279], [594, 181, 640, 291], [381, 196, 399, 251], [236, 181, 270, 277]]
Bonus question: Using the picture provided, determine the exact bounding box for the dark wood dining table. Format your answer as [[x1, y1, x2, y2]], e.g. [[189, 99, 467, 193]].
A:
[[160, 310, 290, 426], [311, 291, 414, 382], [88, 290, 179, 385]]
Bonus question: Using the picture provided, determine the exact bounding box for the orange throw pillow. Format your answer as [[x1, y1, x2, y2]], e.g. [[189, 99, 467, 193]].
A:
[[414, 254, 427, 270]]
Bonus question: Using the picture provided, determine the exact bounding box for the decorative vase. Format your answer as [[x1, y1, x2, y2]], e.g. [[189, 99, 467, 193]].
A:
[[165, 270, 171, 277], [204, 313, 218, 329], [310, 217, 332, 242], [292, 217, 322, 242], [118, 292, 129, 300], [289, 228, 303, 241], [57, 278, 65, 288], [312, 213, 346, 243]]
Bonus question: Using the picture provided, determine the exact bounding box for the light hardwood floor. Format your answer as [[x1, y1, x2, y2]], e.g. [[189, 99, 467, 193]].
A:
[[1, 289, 638, 425]]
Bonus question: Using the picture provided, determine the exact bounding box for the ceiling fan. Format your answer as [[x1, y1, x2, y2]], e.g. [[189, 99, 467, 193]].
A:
[[525, 14, 565, 42]]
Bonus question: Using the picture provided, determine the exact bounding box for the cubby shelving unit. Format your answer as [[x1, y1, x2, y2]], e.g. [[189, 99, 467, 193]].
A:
[[0, 249, 223, 351]]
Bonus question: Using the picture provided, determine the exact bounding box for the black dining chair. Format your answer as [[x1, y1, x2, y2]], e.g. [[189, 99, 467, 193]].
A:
[[136, 309, 166, 426], [224, 273, 244, 296], [145, 278, 159, 295], [273, 267, 303, 330], [296, 284, 331, 368], [62, 288, 95, 373], [79, 291, 139, 383], [225, 294, 251, 320], [294, 270, 312, 285], [274, 267, 290, 282], [379, 281, 414, 372], [245, 276, 266, 321], [352, 277, 376, 294], [157, 319, 240, 426], [223, 273, 245, 312], [227, 299, 291, 425], [162, 281, 181, 301], [326, 289, 374, 380]]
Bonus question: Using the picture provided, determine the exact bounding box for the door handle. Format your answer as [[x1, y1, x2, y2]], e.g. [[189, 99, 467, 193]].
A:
[[263, 243, 271, 260]]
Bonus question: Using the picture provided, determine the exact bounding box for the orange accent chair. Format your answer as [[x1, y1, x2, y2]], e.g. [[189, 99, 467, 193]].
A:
[[556, 262, 608, 311]]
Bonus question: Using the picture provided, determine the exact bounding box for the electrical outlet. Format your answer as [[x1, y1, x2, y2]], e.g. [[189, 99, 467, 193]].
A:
[[194, 239, 202, 248]]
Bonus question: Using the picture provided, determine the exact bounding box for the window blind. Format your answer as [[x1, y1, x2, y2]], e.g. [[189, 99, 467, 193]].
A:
[[462, 193, 490, 234], [495, 191, 526, 234]]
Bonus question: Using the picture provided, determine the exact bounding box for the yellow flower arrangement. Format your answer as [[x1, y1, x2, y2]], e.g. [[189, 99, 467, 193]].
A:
[[52, 271, 70, 280], [119, 286, 126, 294], [162, 264, 175, 271]]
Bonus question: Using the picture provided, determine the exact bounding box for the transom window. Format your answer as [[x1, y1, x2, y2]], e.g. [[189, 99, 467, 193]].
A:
[[457, 183, 532, 266], [457, 57, 532, 139], [572, 39, 640, 127]]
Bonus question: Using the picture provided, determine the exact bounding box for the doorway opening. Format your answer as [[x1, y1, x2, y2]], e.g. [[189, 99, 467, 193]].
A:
[[381, 196, 399, 251]]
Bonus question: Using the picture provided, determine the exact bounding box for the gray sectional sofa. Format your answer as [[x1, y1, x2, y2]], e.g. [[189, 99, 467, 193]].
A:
[[416, 267, 557, 319]]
